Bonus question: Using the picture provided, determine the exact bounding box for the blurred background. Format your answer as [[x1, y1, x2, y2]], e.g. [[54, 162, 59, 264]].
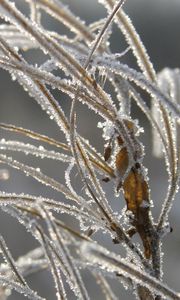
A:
[[0, 0, 180, 299]]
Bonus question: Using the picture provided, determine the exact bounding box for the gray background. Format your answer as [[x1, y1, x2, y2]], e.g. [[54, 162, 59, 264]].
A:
[[0, 0, 180, 299]]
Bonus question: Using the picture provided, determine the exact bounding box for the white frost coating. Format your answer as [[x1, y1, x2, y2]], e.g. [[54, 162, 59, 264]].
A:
[[0, 56, 71, 93], [98, 120, 114, 140], [39, 207, 90, 300], [6, 205, 67, 300], [37, 0, 88, 37], [99, 0, 157, 84], [2, 205, 69, 300], [0, 153, 78, 202], [0, 0, 85, 83], [64, 160, 90, 210], [151, 101, 164, 158], [139, 200, 150, 209], [16, 73, 69, 135], [0, 192, 99, 225], [0, 45, 70, 136], [0, 0, 179, 299], [93, 56, 180, 119], [0, 235, 27, 287], [0, 140, 72, 162], [0, 276, 45, 300], [158, 222, 172, 239], [81, 242, 180, 300], [152, 68, 180, 157], [40, 58, 58, 72], [65, 160, 78, 196], [0, 24, 37, 50], [0, 55, 115, 125]]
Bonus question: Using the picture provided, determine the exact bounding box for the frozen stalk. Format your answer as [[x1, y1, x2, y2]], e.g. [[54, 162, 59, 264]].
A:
[[81, 242, 180, 300]]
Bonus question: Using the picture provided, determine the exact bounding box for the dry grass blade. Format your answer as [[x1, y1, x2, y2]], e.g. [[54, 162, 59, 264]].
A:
[[81, 242, 180, 300]]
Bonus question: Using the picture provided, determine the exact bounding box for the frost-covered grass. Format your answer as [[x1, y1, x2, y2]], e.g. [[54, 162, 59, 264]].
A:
[[0, 0, 180, 299]]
